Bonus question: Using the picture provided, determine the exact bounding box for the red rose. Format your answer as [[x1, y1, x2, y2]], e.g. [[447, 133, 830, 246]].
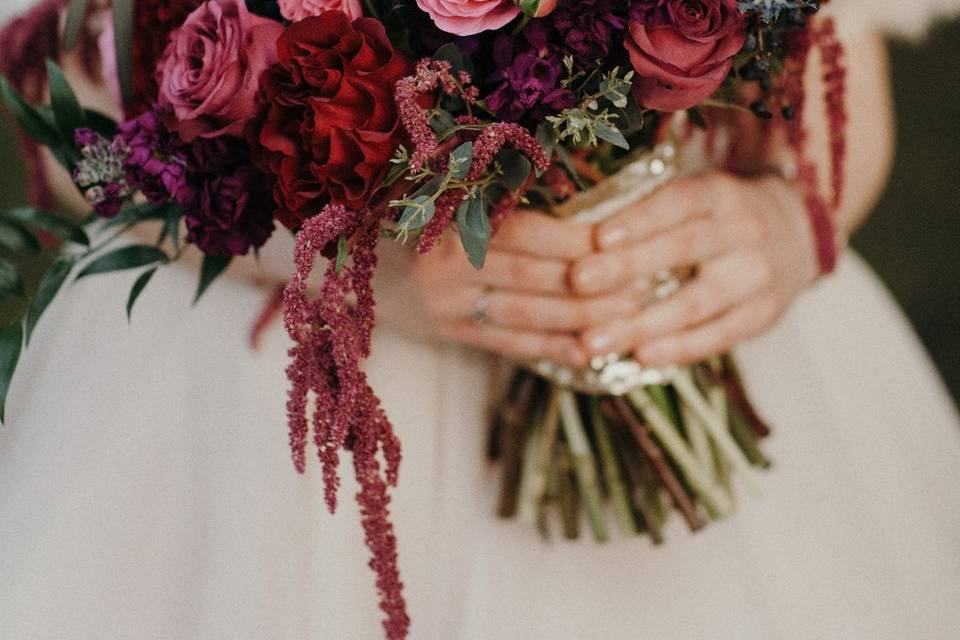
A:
[[625, 0, 745, 111], [252, 11, 410, 228]]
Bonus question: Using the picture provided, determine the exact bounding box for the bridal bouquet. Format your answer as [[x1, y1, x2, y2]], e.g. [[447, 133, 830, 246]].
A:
[[0, 0, 848, 637]]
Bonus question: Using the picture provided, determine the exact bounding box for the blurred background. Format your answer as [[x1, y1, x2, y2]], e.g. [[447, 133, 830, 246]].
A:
[[1, 18, 959, 404]]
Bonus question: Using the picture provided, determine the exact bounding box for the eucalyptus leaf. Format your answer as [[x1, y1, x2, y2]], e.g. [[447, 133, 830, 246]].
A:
[[0, 76, 62, 147], [535, 122, 557, 160], [64, 0, 91, 50], [595, 121, 630, 150], [26, 258, 73, 344], [126, 267, 157, 320], [397, 196, 436, 232], [430, 109, 456, 135], [46, 59, 87, 141], [433, 43, 471, 75], [0, 320, 24, 423], [495, 150, 532, 190], [77, 245, 168, 279], [456, 193, 491, 270], [449, 142, 473, 180], [194, 254, 231, 304]]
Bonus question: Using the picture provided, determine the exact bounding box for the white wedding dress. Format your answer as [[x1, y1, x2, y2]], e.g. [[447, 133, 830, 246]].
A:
[[2, 2, 960, 639]]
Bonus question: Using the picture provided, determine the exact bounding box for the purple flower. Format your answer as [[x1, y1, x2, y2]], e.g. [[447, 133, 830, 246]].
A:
[[71, 128, 132, 218], [117, 108, 190, 204], [483, 0, 627, 122], [552, 0, 627, 60], [184, 163, 275, 257], [485, 23, 574, 122]]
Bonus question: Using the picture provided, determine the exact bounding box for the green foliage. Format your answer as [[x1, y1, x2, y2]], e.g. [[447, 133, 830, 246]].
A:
[[126, 267, 157, 320], [0, 321, 23, 422], [194, 254, 232, 304], [456, 192, 491, 269], [25, 258, 73, 344], [64, 0, 92, 50], [45, 60, 87, 142], [77, 245, 168, 279]]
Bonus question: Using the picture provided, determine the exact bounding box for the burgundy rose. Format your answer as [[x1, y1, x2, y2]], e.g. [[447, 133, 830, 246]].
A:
[[252, 11, 409, 228], [625, 0, 745, 111], [185, 164, 276, 256], [157, 0, 284, 141]]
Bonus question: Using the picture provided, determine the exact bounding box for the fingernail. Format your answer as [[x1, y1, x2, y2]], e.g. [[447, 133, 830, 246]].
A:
[[598, 225, 627, 249], [585, 332, 613, 353]]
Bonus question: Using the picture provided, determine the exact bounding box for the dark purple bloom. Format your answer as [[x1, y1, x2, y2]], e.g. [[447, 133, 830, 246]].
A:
[[184, 163, 275, 256], [117, 108, 190, 204], [552, 0, 627, 60], [485, 23, 574, 122], [483, 0, 628, 122]]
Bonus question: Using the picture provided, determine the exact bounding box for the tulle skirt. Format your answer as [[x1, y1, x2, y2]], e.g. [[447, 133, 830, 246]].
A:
[[1, 251, 959, 639]]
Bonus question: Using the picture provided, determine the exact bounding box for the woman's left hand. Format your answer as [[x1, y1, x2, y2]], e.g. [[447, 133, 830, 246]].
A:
[[570, 171, 822, 366]]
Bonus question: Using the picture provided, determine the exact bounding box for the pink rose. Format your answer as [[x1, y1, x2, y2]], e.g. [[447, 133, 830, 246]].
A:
[[625, 0, 746, 111], [416, 0, 520, 36], [277, 0, 364, 22], [157, 0, 283, 142]]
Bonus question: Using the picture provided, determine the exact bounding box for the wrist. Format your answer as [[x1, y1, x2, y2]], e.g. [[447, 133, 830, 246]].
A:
[[753, 174, 822, 290]]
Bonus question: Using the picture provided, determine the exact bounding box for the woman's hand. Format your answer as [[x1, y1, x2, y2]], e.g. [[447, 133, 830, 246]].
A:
[[402, 209, 652, 368], [570, 172, 820, 366]]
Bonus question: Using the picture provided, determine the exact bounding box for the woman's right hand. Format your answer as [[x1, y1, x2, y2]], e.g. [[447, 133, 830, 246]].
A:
[[396, 210, 652, 369]]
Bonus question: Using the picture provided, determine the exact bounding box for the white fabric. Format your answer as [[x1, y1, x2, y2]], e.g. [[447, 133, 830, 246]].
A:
[[1, 247, 959, 639]]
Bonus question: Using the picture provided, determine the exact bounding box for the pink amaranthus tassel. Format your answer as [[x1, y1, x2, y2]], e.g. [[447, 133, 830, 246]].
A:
[[283, 205, 408, 639]]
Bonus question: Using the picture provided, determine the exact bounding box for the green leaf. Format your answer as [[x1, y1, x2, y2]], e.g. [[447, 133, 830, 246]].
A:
[[0, 321, 24, 423], [397, 196, 436, 232], [3, 207, 87, 246], [456, 192, 491, 269], [448, 141, 473, 180], [194, 254, 231, 304], [113, 0, 135, 108], [0, 260, 24, 299], [26, 258, 73, 344], [105, 202, 179, 229], [64, 0, 91, 50], [0, 76, 62, 147], [84, 109, 119, 137], [77, 245, 168, 279], [0, 219, 41, 255], [518, 0, 541, 17], [535, 122, 557, 160], [495, 150, 532, 190], [430, 109, 456, 135], [46, 59, 87, 141], [334, 236, 349, 275], [126, 267, 157, 320], [595, 121, 630, 150], [433, 43, 470, 75]]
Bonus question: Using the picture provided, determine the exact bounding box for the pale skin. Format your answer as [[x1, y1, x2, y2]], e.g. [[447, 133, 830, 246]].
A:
[[396, 30, 894, 368], [48, 28, 893, 370]]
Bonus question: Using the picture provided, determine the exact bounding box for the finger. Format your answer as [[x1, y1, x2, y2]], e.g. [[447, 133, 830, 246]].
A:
[[580, 251, 772, 354], [438, 321, 588, 369], [490, 209, 594, 260], [468, 250, 574, 295], [594, 173, 729, 250], [571, 216, 728, 296], [458, 280, 652, 332], [634, 293, 783, 366]]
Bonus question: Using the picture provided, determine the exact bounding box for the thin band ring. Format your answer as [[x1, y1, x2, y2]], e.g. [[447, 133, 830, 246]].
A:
[[472, 288, 493, 326]]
